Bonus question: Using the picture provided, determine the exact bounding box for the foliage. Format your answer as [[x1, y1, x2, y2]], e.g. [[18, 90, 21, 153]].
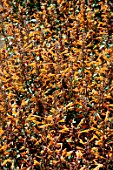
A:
[[0, 0, 113, 169]]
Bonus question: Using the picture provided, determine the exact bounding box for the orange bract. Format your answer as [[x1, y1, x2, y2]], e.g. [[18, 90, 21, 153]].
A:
[[0, 0, 113, 169]]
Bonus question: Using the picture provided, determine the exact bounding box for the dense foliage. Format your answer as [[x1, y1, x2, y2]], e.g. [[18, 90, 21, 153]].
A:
[[0, 0, 113, 169]]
